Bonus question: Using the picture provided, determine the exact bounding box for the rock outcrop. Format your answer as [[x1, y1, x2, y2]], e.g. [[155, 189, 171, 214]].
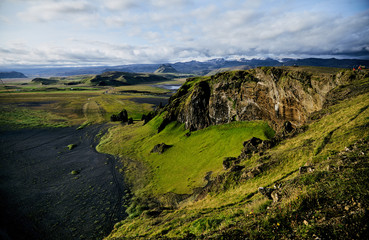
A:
[[157, 67, 360, 132], [150, 143, 171, 154], [154, 64, 178, 74], [111, 109, 128, 122]]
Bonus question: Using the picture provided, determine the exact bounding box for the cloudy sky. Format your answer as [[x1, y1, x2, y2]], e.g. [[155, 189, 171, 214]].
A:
[[0, 0, 368, 67]]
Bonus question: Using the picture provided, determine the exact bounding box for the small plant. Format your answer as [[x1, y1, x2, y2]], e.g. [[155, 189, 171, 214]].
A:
[[70, 170, 80, 175], [67, 144, 77, 150]]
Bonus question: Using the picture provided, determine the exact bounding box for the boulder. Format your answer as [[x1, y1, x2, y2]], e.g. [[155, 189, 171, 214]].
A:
[[150, 143, 171, 154], [239, 137, 263, 159], [128, 117, 133, 124], [142, 111, 156, 124], [111, 109, 128, 122], [271, 191, 279, 203], [258, 187, 274, 200], [238, 137, 278, 160], [229, 165, 245, 172], [222, 157, 239, 170], [299, 166, 315, 174], [283, 121, 294, 133]]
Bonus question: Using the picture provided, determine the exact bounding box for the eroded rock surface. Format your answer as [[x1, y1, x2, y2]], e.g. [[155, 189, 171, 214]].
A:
[[158, 67, 360, 132]]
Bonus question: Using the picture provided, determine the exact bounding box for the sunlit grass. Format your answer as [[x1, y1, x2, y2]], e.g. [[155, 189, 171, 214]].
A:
[[98, 116, 274, 195], [105, 90, 369, 239]]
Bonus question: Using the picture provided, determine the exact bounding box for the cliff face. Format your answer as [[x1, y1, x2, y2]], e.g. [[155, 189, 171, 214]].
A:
[[160, 67, 359, 131]]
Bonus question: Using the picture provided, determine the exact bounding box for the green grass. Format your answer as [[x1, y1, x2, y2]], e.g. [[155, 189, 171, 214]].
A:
[[105, 90, 369, 239], [0, 105, 69, 129], [98, 115, 274, 195], [0, 83, 164, 128], [92, 94, 154, 121], [67, 144, 77, 150]]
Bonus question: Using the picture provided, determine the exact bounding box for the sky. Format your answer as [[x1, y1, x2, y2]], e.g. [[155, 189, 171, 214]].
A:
[[0, 0, 369, 67]]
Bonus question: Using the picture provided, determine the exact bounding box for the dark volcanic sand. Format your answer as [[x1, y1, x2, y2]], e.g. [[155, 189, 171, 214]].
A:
[[0, 125, 129, 240]]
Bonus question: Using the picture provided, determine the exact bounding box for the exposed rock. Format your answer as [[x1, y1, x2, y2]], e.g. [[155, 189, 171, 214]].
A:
[[271, 191, 280, 203], [150, 143, 171, 154], [238, 137, 277, 160], [142, 111, 156, 124], [299, 166, 315, 174], [110, 109, 128, 122], [238, 137, 263, 159], [258, 187, 274, 200], [154, 64, 178, 73], [222, 157, 239, 170], [142, 209, 162, 218], [282, 121, 294, 135], [128, 117, 133, 125], [248, 167, 262, 178], [157, 67, 354, 132], [229, 165, 245, 172], [178, 81, 211, 131]]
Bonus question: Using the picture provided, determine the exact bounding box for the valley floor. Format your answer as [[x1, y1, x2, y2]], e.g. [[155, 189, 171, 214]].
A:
[[0, 125, 129, 240]]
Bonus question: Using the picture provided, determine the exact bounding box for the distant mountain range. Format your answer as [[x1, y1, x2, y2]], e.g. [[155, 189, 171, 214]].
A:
[[1, 58, 368, 77]]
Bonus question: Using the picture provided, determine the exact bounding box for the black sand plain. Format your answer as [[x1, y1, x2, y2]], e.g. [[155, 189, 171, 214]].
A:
[[0, 125, 129, 240]]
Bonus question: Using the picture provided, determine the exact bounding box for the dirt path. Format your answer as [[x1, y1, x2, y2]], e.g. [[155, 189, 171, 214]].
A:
[[0, 125, 129, 240], [83, 100, 106, 124]]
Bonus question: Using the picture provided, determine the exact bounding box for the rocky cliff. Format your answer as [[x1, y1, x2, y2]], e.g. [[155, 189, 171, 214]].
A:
[[159, 67, 363, 131]]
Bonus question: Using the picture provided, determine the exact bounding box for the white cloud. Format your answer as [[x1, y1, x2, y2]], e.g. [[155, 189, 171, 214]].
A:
[[1, 0, 368, 67], [18, 1, 96, 22], [103, 0, 139, 11], [150, 0, 192, 8]]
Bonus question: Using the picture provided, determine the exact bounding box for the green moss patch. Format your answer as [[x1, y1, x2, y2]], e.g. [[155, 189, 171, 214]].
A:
[[98, 117, 274, 195]]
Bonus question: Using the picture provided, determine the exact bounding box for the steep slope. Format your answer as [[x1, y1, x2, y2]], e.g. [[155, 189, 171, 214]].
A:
[[99, 67, 369, 239], [158, 66, 362, 132]]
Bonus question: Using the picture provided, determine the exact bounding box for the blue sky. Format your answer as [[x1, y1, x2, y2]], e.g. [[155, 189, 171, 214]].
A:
[[0, 0, 368, 67]]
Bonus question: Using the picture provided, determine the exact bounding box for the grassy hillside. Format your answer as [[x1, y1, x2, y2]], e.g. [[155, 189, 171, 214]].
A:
[[97, 115, 274, 195], [104, 92, 369, 240], [100, 68, 369, 239]]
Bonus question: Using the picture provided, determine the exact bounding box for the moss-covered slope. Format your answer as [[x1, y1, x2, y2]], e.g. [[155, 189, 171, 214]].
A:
[[100, 67, 369, 239]]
